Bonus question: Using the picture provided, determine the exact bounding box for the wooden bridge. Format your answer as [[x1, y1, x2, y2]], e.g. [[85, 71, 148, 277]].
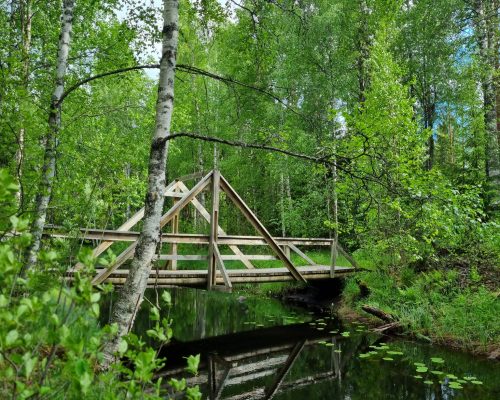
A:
[[49, 170, 357, 290]]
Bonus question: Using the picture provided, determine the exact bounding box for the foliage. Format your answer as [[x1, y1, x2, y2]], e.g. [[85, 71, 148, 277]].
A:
[[0, 171, 200, 399], [343, 270, 500, 348]]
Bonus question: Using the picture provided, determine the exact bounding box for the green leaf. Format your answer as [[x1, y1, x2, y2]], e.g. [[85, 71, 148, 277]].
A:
[[90, 292, 101, 303], [169, 378, 186, 391], [185, 354, 200, 376], [449, 382, 463, 389], [6, 329, 18, 346], [118, 339, 128, 355], [186, 385, 202, 400], [162, 291, 172, 305]]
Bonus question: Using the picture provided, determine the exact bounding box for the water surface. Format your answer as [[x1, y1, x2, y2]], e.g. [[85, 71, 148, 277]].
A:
[[126, 287, 499, 399]]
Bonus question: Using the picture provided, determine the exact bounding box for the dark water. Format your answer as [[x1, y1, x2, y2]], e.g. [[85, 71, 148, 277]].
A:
[[118, 287, 499, 400]]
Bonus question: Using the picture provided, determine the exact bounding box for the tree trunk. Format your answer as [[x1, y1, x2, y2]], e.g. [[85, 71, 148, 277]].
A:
[[14, 0, 32, 207], [100, 0, 179, 369], [23, 0, 74, 274], [475, 0, 500, 213]]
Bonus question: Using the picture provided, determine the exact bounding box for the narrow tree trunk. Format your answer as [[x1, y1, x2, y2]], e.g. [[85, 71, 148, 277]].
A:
[[23, 0, 74, 274], [100, 0, 179, 369], [279, 172, 286, 237], [475, 0, 500, 213], [14, 0, 32, 206]]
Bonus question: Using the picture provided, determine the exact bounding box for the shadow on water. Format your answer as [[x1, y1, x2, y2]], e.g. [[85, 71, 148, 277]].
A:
[[102, 287, 500, 400]]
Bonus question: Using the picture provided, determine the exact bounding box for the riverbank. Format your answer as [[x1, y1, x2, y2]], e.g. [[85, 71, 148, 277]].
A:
[[235, 270, 500, 359], [338, 271, 500, 359]]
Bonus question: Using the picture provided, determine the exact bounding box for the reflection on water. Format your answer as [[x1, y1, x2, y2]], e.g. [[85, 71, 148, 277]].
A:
[[109, 287, 500, 399]]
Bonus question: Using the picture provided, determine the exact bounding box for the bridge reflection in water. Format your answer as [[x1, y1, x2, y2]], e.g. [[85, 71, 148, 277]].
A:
[[156, 322, 363, 400]]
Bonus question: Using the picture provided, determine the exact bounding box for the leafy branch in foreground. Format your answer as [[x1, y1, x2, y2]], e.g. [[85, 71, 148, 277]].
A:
[[0, 170, 201, 399]]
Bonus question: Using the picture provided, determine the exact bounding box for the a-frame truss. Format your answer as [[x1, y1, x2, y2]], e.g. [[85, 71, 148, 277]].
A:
[[66, 170, 357, 290]]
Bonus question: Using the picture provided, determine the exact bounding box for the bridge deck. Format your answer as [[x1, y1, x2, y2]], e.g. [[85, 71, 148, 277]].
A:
[[87, 265, 354, 287]]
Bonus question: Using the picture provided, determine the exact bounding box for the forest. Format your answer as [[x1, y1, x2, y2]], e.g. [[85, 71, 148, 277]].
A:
[[0, 0, 499, 398]]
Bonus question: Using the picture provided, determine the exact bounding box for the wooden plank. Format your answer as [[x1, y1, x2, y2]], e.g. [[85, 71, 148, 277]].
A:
[[92, 171, 213, 285], [288, 243, 315, 266], [164, 191, 184, 198], [214, 243, 232, 289], [207, 170, 220, 289], [220, 175, 306, 283], [171, 184, 180, 270], [158, 254, 277, 261], [336, 242, 359, 270], [176, 181, 255, 269], [85, 266, 355, 286], [72, 207, 145, 271], [222, 255, 277, 261], [158, 255, 209, 261], [48, 229, 335, 247]]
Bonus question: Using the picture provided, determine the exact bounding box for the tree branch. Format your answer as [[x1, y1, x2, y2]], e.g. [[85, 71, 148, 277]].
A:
[[57, 64, 300, 116], [165, 131, 378, 182]]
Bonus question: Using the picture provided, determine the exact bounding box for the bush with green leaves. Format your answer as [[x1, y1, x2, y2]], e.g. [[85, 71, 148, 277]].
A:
[[0, 169, 201, 399]]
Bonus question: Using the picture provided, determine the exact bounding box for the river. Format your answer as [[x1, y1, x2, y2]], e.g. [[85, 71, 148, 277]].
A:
[[109, 287, 499, 400]]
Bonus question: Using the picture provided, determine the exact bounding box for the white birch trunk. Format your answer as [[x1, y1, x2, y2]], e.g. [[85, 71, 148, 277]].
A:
[[14, 0, 32, 206], [23, 0, 74, 273], [100, 0, 179, 369]]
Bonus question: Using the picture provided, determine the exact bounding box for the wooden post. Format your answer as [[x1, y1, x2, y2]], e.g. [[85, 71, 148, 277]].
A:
[[176, 180, 255, 269], [283, 245, 291, 259], [208, 170, 220, 289], [171, 184, 180, 270], [213, 243, 232, 290], [330, 239, 337, 278]]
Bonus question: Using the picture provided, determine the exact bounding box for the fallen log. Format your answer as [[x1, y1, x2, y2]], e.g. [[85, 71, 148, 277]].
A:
[[361, 304, 395, 323], [361, 304, 402, 333], [373, 321, 402, 333]]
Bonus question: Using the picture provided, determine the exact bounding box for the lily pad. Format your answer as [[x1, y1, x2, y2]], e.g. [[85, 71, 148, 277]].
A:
[[414, 375, 423, 379], [416, 367, 428, 373], [359, 353, 371, 358], [334, 349, 342, 353], [424, 380, 434, 385], [431, 371, 444, 375], [430, 357, 445, 364], [471, 380, 483, 385], [382, 357, 394, 361], [449, 382, 463, 389], [414, 362, 426, 367], [341, 331, 350, 337], [387, 351, 404, 355]]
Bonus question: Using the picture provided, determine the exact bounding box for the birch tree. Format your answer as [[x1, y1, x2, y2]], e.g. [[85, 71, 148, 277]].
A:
[[101, 0, 179, 369], [23, 0, 75, 273], [474, 0, 500, 214]]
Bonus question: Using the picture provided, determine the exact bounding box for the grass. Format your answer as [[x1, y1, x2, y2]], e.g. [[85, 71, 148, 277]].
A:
[[165, 247, 351, 270], [343, 269, 500, 351]]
